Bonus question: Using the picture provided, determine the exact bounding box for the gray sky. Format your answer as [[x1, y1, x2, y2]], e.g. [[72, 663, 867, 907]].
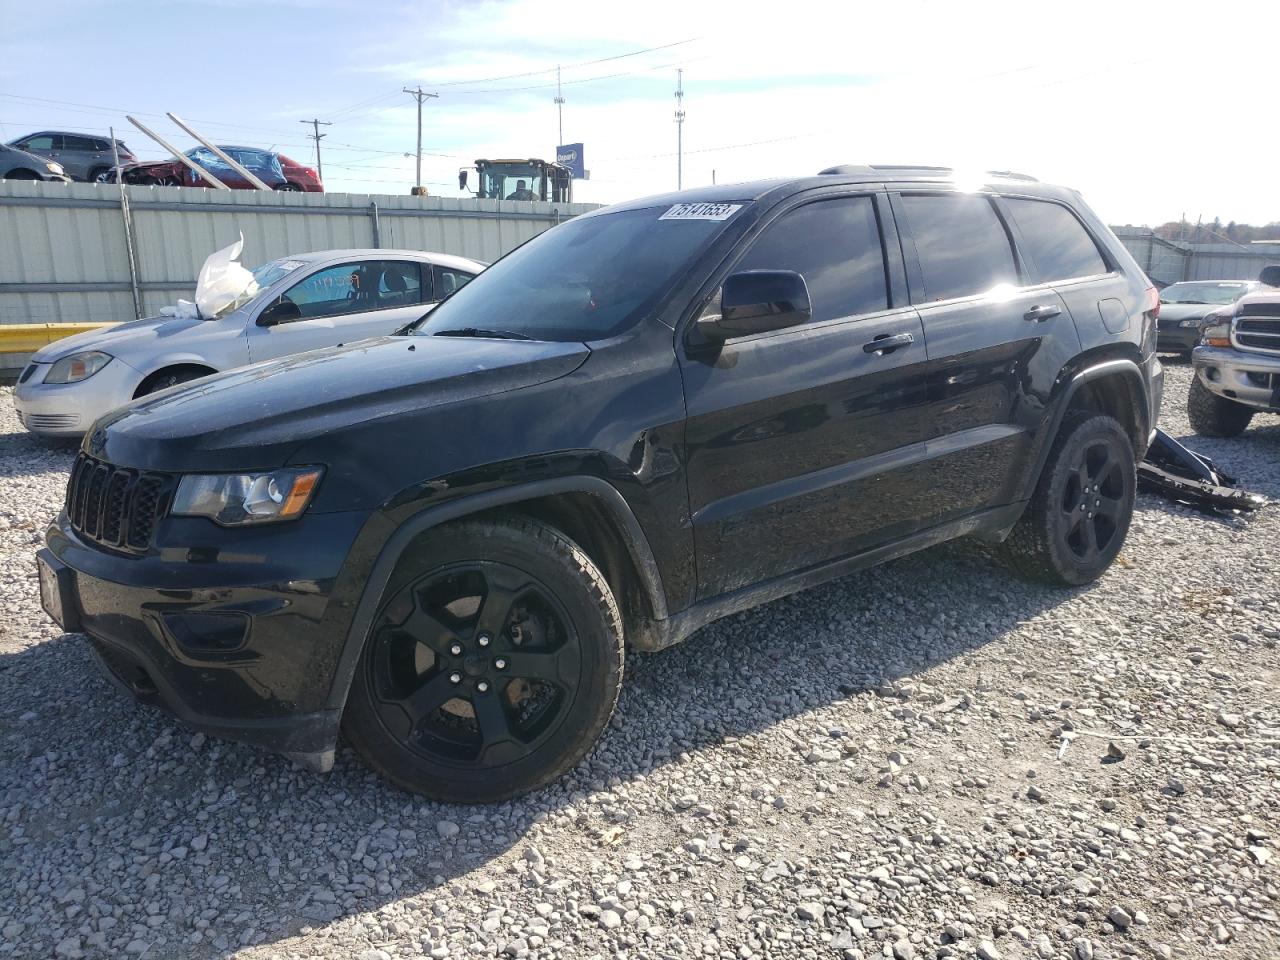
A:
[[3, 0, 1276, 226]]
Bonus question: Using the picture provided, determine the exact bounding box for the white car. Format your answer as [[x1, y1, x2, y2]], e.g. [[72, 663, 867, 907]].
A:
[[14, 249, 483, 437]]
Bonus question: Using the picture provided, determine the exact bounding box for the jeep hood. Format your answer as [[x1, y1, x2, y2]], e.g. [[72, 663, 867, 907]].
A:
[[89, 336, 590, 471]]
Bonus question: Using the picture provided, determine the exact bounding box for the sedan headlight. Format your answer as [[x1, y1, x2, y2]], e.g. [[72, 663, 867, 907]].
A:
[[172, 467, 323, 526], [46, 162, 65, 175], [44, 351, 112, 383]]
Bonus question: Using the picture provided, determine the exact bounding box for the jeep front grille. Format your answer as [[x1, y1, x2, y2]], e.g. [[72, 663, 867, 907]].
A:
[[66, 453, 175, 552]]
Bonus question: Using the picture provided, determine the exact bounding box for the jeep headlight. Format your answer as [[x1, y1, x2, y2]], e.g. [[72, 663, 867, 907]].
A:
[[44, 351, 112, 383], [172, 467, 323, 526]]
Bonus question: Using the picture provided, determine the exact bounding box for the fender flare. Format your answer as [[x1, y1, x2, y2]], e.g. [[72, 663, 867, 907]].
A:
[[324, 475, 669, 713], [1019, 357, 1150, 502]]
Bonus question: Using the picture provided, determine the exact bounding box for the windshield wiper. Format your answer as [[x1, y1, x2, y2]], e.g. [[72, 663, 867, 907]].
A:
[[432, 327, 533, 341]]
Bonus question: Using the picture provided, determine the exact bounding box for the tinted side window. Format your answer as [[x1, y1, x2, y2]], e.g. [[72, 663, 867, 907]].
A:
[[24, 135, 56, 151], [900, 194, 1017, 301], [62, 135, 98, 151], [1004, 198, 1108, 282], [281, 261, 428, 319], [736, 196, 888, 323]]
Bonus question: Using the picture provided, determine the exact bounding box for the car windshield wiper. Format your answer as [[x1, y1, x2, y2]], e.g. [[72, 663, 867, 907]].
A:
[[431, 327, 533, 341]]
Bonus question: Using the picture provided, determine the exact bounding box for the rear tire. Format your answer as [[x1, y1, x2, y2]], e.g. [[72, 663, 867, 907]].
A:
[[1187, 376, 1253, 438], [342, 517, 624, 802], [88, 166, 111, 184], [1000, 412, 1136, 587]]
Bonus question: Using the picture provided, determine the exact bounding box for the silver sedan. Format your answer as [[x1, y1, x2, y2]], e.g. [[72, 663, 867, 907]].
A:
[[14, 248, 483, 437]]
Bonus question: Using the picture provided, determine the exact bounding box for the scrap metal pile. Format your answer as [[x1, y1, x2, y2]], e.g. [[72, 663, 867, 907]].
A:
[[1139, 428, 1267, 515]]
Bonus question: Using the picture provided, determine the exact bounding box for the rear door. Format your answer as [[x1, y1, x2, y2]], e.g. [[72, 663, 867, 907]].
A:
[[246, 259, 429, 361], [891, 191, 1081, 523], [998, 194, 1128, 353], [679, 192, 933, 599], [58, 134, 101, 181]]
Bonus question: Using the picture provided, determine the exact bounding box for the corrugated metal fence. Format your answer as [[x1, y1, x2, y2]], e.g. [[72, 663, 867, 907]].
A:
[[0, 179, 598, 368], [1113, 226, 1280, 287]]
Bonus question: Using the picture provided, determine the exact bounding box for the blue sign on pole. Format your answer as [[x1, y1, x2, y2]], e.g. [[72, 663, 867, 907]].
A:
[[556, 143, 585, 179]]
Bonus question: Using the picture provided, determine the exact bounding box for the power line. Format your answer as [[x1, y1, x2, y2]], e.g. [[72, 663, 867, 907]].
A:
[[299, 118, 332, 182], [417, 38, 698, 88]]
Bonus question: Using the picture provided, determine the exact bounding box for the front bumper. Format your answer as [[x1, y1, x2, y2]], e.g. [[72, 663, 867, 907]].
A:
[[1192, 345, 1280, 412], [13, 358, 141, 436], [40, 506, 374, 769], [1156, 323, 1201, 353]]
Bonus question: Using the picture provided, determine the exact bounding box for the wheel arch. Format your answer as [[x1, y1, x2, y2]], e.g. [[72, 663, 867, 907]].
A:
[[132, 361, 220, 398], [1018, 356, 1151, 503], [325, 476, 669, 715]]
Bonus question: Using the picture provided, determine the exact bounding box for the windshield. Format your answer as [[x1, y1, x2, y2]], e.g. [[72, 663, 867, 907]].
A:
[[216, 258, 306, 317], [414, 205, 742, 341], [1160, 281, 1250, 305]]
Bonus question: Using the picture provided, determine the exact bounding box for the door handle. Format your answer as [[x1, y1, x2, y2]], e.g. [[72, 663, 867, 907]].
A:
[[1024, 304, 1061, 322], [863, 331, 915, 354]]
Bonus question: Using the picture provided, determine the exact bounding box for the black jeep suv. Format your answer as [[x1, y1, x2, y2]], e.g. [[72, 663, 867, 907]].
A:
[[38, 165, 1163, 802]]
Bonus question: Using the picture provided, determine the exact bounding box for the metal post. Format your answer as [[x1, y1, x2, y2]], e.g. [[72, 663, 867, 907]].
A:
[[554, 65, 565, 147], [403, 86, 439, 194], [166, 114, 273, 191], [126, 116, 231, 189], [300, 118, 331, 183], [369, 201, 381, 249], [674, 69, 685, 190], [110, 127, 143, 320]]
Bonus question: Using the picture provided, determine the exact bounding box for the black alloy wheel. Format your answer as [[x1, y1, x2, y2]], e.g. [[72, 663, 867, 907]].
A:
[[343, 518, 623, 802], [1058, 437, 1126, 565], [1000, 412, 1136, 586], [369, 560, 583, 769]]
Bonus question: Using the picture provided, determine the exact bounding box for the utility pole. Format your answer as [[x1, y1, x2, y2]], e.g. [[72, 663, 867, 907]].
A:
[[299, 118, 331, 183], [402, 86, 439, 194], [554, 64, 565, 147], [674, 68, 686, 190]]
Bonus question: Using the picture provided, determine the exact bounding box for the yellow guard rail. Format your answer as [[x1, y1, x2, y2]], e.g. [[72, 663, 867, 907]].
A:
[[0, 323, 118, 354]]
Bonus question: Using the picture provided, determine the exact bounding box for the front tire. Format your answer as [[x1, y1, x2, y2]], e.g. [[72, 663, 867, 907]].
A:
[[1187, 377, 1253, 438], [343, 517, 624, 803], [1000, 412, 1136, 587]]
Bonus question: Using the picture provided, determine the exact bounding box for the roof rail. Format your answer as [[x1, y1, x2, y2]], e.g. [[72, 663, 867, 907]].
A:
[[817, 164, 1039, 182]]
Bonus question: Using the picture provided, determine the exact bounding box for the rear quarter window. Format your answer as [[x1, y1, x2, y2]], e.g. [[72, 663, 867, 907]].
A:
[[1004, 197, 1109, 283]]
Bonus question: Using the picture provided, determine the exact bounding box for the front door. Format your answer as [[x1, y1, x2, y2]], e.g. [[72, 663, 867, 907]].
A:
[[246, 260, 430, 362], [890, 191, 1081, 523], [680, 192, 933, 600]]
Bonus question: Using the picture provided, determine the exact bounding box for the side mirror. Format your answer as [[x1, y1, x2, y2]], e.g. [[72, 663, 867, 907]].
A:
[[1259, 264, 1280, 288], [458, 169, 469, 191], [697, 270, 812, 341], [257, 298, 299, 327]]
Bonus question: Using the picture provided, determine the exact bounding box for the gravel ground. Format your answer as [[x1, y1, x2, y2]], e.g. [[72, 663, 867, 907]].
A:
[[1, 361, 1278, 960]]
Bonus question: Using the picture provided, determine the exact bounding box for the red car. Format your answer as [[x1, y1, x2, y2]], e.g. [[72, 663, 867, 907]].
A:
[[98, 145, 323, 192]]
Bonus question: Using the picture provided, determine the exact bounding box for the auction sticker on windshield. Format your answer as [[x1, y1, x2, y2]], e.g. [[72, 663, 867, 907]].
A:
[[659, 202, 742, 221]]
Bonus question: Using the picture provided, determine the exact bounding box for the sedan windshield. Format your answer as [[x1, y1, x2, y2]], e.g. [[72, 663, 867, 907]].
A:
[[414, 204, 744, 341], [216, 258, 306, 317], [1160, 281, 1250, 305]]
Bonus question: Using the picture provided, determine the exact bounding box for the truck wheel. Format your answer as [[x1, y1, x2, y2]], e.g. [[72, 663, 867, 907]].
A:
[[1000, 412, 1135, 587], [342, 517, 624, 803], [1187, 377, 1253, 438]]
